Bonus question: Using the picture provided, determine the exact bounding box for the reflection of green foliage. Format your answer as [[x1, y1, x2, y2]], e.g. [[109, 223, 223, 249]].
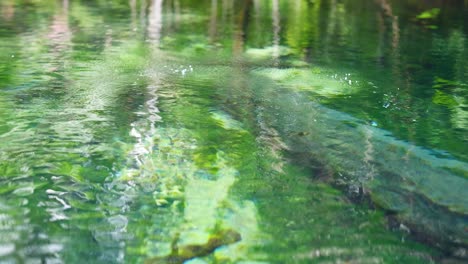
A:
[[416, 8, 440, 20], [432, 77, 467, 112], [416, 8, 440, 29], [433, 77, 467, 90], [432, 90, 458, 107]]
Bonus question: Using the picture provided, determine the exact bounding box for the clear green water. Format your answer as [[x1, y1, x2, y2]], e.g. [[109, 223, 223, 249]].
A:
[[0, 0, 467, 263]]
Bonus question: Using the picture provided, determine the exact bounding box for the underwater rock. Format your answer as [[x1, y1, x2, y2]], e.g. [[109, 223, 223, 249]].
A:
[[145, 229, 241, 264]]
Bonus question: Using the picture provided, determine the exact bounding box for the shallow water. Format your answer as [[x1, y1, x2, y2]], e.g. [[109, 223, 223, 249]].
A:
[[0, 0, 467, 263]]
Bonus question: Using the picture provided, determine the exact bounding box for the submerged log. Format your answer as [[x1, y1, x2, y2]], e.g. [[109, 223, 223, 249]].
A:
[[145, 229, 241, 264], [248, 72, 468, 256]]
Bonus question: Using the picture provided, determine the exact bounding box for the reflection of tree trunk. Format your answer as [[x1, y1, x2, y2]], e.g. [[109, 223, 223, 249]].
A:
[[375, 0, 400, 74], [252, 0, 261, 45], [229, 0, 257, 154], [222, 0, 234, 26], [380, 1, 421, 159], [173, 0, 181, 30], [0, 1, 15, 21], [323, 0, 336, 62], [125, 0, 164, 175], [47, 0, 71, 72], [209, 0, 218, 43], [130, 0, 137, 31], [140, 0, 147, 30], [375, 0, 399, 52], [176, 0, 181, 22], [303, 0, 321, 63], [376, 11, 385, 62], [272, 0, 280, 64], [48, 0, 71, 52], [142, 0, 164, 159], [375, 0, 417, 141], [148, 0, 163, 46], [233, 0, 253, 56]]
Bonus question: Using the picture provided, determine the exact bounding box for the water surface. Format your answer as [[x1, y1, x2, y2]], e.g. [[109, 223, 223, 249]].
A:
[[0, 0, 467, 263]]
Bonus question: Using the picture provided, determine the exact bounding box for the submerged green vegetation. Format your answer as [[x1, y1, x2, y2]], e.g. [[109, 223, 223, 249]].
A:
[[0, 0, 467, 263]]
